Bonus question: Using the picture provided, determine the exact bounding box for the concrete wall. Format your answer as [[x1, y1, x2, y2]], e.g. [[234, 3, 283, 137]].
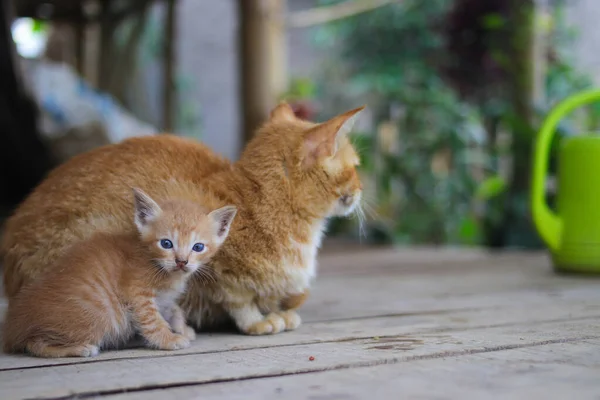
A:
[[567, 0, 600, 86], [173, 0, 600, 161], [175, 0, 321, 160]]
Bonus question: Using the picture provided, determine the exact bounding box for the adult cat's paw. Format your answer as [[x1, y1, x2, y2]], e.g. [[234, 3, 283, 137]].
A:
[[183, 325, 197, 341], [246, 313, 286, 335], [79, 344, 101, 357], [152, 332, 190, 350], [277, 310, 302, 331]]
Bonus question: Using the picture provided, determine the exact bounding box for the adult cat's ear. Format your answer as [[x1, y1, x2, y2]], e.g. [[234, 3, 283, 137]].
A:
[[301, 105, 365, 168], [270, 102, 296, 122], [132, 188, 162, 231], [209, 205, 237, 245]]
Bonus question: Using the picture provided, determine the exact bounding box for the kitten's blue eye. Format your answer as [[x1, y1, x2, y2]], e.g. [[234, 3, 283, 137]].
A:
[[160, 239, 173, 249], [192, 243, 205, 252]]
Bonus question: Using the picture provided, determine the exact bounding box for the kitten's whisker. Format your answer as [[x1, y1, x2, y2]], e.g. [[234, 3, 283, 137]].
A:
[[149, 259, 171, 278], [193, 266, 217, 285], [147, 262, 169, 284]]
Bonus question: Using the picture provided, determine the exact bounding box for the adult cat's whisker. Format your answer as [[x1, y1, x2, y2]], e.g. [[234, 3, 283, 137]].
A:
[[353, 202, 367, 240], [358, 194, 379, 220], [363, 202, 380, 220]]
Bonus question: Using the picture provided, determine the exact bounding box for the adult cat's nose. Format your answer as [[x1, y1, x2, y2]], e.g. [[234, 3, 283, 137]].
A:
[[340, 195, 353, 206], [176, 259, 188, 269]]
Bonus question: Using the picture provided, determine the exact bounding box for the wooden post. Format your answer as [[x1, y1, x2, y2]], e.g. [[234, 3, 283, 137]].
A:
[[0, 0, 55, 211], [532, 0, 548, 111], [238, 0, 288, 146], [98, 0, 113, 91], [74, 21, 86, 76], [162, 0, 176, 132]]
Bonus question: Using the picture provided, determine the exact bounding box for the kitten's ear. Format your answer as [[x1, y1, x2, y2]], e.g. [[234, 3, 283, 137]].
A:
[[209, 205, 237, 245], [270, 102, 296, 122], [301, 105, 365, 168], [132, 188, 162, 231]]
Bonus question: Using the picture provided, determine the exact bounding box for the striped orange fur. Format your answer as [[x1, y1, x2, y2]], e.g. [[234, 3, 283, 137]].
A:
[[2, 103, 364, 335], [2, 189, 236, 357]]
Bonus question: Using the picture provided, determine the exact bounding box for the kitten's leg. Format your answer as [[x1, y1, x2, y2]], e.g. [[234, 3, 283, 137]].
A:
[[226, 302, 286, 335], [26, 340, 99, 358], [169, 305, 196, 341], [132, 295, 190, 350]]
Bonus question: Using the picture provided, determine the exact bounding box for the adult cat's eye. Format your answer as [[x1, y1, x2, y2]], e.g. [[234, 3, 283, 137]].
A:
[[192, 243, 205, 252], [160, 239, 173, 249]]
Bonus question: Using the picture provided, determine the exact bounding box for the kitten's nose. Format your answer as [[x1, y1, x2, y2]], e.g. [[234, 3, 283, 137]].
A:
[[176, 259, 188, 269]]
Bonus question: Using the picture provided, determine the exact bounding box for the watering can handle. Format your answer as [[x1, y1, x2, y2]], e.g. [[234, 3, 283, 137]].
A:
[[532, 89, 600, 251]]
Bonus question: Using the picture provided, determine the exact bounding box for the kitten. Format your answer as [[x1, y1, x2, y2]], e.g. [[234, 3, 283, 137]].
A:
[[2, 103, 364, 335], [2, 189, 236, 357]]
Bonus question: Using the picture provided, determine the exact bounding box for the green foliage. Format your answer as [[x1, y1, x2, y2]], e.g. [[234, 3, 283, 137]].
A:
[[31, 20, 46, 33], [314, 0, 483, 245], [281, 77, 317, 101], [475, 176, 506, 200], [312, 0, 598, 248], [544, 0, 600, 139], [139, 13, 202, 138]]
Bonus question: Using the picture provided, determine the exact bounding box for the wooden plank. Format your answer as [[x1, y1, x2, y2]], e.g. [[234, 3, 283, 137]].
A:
[[300, 254, 596, 322], [1, 294, 598, 371], [0, 250, 598, 370], [107, 339, 600, 400], [0, 250, 597, 370], [0, 318, 597, 400]]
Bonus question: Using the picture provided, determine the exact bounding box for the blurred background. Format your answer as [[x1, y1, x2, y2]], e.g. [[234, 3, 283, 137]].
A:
[[2, 0, 600, 250]]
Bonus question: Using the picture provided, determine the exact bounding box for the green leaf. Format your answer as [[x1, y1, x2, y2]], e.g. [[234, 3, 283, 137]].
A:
[[32, 20, 46, 33], [481, 13, 505, 30], [457, 215, 481, 244], [475, 176, 506, 199]]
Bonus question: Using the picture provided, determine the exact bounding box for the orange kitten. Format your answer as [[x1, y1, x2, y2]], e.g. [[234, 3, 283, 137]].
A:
[[3, 189, 236, 357], [2, 103, 364, 335]]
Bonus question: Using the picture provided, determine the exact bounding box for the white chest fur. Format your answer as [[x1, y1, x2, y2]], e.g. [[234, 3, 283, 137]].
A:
[[155, 280, 186, 321], [283, 220, 326, 294]]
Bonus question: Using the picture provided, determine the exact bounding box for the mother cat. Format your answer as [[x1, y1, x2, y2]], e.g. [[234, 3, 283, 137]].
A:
[[1, 103, 364, 335]]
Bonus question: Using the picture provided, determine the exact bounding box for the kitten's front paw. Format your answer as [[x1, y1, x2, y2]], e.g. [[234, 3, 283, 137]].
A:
[[277, 310, 302, 331], [80, 344, 101, 357], [183, 325, 197, 341], [151, 332, 191, 350], [65, 344, 99, 358], [246, 313, 286, 335]]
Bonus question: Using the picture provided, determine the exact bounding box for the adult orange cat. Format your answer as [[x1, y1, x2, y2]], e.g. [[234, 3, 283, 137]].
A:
[[3, 188, 237, 357], [1, 103, 365, 335]]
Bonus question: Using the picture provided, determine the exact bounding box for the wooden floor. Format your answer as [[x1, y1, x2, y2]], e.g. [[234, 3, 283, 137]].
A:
[[0, 247, 599, 400]]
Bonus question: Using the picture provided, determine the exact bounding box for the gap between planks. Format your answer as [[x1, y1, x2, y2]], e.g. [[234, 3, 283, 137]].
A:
[[5, 318, 599, 400], [103, 339, 600, 400], [53, 337, 600, 400], [1, 295, 598, 371]]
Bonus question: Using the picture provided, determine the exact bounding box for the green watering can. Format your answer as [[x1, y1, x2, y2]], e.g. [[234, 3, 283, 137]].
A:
[[532, 89, 600, 274]]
